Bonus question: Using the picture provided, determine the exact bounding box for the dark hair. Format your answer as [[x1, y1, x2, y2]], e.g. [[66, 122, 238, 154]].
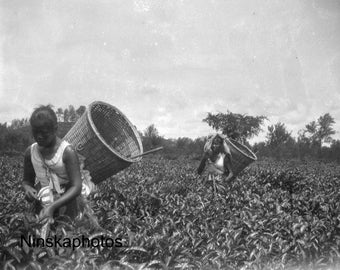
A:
[[30, 105, 58, 130]]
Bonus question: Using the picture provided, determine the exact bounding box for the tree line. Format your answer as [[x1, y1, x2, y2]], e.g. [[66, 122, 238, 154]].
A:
[[8, 105, 86, 130], [0, 105, 339, 162], [0, 105, 86, 154], [142, 112, 340, 162]]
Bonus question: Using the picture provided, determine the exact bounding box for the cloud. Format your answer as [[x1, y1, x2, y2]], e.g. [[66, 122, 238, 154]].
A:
[[1, 0, 340, 141], [0, 100, 30, 123]]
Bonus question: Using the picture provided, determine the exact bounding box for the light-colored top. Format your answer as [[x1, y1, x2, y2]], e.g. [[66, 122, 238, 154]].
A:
[[31, 141, 70, 193], [206, 153, 226, 175]]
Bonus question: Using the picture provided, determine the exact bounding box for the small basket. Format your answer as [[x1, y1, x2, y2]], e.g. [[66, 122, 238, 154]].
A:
[[225, 138, 257, 177], [63, 101, 143, 184]]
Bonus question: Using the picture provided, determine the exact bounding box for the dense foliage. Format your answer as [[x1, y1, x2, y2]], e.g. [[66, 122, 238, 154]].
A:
[[1, 154, 340, 269], [1, 109, 339, 162], [203, 112, 267, 142], [0, 122, 75, 154], [1, 104, 339, 162]]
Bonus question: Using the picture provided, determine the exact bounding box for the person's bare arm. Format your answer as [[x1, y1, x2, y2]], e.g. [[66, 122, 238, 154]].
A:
[[23, 146, 37, 200], [197, 152, 209, 175], [224, 153, 234, 181]]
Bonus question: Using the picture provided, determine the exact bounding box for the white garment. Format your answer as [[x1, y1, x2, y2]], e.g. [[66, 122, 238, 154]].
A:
[[31, 141, 70, 193], [206, 153, 226, 175], [31, 141, 95, 198]]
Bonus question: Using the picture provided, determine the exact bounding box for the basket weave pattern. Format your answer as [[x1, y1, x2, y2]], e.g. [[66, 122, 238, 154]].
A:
[[225, 139, 257, 177], [63, 101, 143, 184]]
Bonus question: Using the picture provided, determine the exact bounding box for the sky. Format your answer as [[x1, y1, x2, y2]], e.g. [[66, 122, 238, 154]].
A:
[[1, 0, 340, 143]]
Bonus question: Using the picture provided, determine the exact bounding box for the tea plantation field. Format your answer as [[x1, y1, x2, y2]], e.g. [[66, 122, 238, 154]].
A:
[[1, 155, 340, 270]]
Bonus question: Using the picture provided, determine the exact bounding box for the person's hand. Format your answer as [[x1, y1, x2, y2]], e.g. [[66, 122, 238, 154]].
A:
[[39, 205, 55, 224], [23, 184, 38, 201], [225, 172, 234, 182]]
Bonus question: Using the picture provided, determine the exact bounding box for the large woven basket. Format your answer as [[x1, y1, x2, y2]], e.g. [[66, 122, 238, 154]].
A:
[[225, 138, 257, 177], [63, 101, 143, 184]]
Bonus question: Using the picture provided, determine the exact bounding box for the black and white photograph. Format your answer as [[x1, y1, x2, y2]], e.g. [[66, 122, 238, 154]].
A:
[[1, 0, 340, 269]]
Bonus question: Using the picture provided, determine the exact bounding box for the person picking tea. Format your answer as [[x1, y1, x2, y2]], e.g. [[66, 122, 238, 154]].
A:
[[197, 133, 234, 183], [22, 105, 94, 223]]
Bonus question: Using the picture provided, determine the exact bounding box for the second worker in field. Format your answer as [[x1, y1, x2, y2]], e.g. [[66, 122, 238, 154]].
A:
[[197, 133, 234, 184]]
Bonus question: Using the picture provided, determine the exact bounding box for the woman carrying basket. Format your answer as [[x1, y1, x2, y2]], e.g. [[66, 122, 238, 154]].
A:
[[22, 105, 97, 227], [197, 134, 234, 186]]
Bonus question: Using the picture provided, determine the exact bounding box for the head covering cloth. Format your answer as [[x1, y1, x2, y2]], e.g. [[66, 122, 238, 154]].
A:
[[203, 133, 231, 156]]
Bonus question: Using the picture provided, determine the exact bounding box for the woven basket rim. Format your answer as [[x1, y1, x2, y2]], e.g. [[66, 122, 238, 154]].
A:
[[227, 138, 257, 161], [86, 101, 143, 163]]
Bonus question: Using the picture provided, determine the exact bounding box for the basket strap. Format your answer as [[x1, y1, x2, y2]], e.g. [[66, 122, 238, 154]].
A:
[[36, 149, 64, 194]]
